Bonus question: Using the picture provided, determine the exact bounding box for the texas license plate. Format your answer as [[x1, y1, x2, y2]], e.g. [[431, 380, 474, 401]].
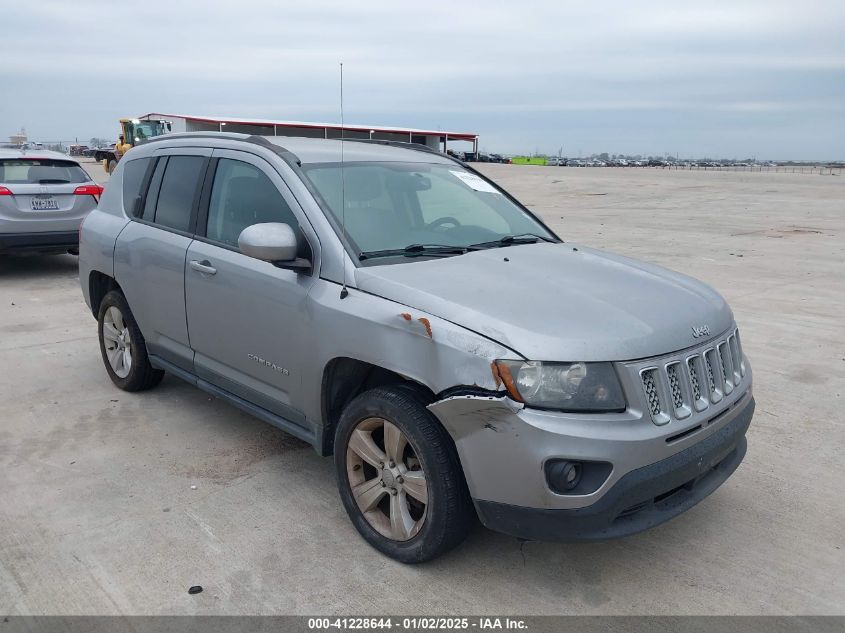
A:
[[31, 197, 59, 210]]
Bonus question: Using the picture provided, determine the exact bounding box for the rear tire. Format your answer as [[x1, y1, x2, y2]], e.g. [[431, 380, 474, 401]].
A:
[[334, 385, 474, 563], [97, 290, 163, 391]]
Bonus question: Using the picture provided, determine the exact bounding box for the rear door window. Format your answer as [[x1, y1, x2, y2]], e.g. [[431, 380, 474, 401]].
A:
[[0, 159, 90, 184], [150, 156, 206, 232], [121, 157, 152, 217]]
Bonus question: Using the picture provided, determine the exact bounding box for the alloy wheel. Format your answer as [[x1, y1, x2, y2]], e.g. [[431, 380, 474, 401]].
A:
[[346, 417, 428, 541], [101, 306, 133, 379]]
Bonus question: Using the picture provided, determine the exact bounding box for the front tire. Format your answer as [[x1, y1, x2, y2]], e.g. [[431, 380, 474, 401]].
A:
[[334, 386, 474, 563], [97, 290, 163, 391]]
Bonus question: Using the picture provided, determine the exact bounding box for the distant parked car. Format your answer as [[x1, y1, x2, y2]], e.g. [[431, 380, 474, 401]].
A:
[[488, 153, 506, 164], [0, 148, 102, 254]]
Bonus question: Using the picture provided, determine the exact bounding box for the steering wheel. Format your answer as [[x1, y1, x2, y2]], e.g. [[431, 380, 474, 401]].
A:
[[427, 216, 462, 231]]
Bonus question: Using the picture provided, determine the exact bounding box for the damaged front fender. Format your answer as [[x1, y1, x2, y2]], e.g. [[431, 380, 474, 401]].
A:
[[303, 281, 524, 423], [428, 394, 523, 439]]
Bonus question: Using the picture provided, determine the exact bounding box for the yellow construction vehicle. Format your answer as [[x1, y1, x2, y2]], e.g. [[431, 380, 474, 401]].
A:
[[95, 118, 171, 174]]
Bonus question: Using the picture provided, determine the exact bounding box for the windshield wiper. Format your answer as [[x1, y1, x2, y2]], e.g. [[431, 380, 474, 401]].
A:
[[359, 244, 471, 261], [469, 233, 555, 250]]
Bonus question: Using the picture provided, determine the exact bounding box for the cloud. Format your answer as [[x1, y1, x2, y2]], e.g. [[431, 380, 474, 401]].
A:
[[1, 0, 843, 158]]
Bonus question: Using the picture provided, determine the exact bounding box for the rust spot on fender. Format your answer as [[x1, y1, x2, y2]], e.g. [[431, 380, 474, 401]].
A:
[[418, 317, 433, 338], [400, 312, 412, 321]]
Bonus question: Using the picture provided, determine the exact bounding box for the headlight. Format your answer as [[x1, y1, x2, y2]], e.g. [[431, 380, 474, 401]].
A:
[[495, 360, 626, 412]]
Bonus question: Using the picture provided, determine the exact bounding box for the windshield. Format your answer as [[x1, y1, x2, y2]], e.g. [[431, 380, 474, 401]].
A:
[[126, 121, 168, 142], [302, 161, 556, 262], [0, 159, 90, 184]]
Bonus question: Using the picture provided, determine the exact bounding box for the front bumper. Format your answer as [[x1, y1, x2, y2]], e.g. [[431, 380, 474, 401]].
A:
[[0, 231, 79, 253], [475, 395, 753, 541]]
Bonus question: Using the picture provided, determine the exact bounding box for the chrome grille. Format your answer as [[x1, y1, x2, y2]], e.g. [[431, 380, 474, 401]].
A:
[[637, 328, 746, 424], [687, 358, 701, 401], [729, 334, 743, 380], [704, 348, 723, 402], [718, 342, 734, 394], [704, 352, 716, 393], [667, 363, 684, 409], [734, 330, 746, 376], [642, 369, 661, 417]]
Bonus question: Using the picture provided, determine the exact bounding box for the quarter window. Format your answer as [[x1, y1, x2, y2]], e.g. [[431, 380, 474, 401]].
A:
[[121, 157, 152, 217], [206, 158, 301, 248]]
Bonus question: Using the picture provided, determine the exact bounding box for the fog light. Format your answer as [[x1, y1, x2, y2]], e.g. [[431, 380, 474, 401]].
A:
[[545, 459, 613, 495], [548, 461, 582, 491]]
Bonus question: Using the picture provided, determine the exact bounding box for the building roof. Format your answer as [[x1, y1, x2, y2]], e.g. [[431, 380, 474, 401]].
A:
[[133, 132, 456, 165], [138, 112, 477, 141]]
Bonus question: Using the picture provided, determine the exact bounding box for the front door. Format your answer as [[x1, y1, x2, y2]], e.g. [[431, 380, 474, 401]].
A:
[[184, 149, 316, 425]]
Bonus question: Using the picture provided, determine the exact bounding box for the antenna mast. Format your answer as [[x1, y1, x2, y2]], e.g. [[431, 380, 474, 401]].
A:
[[339, 62, 349, 300]]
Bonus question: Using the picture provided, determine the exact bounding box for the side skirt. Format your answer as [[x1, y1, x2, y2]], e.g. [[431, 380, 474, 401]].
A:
[[149, 354, 318, 448]]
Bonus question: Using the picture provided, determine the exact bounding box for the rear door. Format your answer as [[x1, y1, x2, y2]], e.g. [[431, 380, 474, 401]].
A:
[[0, 157, 99, 234], [113, 148, 211, 372]]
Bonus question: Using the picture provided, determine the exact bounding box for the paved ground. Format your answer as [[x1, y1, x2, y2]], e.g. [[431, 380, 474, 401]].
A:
[[1, 162, 843, 614]]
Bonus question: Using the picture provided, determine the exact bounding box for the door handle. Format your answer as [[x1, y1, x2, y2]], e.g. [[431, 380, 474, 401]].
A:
[[190, 259, 217, 275]]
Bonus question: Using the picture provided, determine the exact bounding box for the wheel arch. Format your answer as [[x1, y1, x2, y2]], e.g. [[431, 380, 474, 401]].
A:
[[88, 270, 122, 318], [319, 356, 437, 456]]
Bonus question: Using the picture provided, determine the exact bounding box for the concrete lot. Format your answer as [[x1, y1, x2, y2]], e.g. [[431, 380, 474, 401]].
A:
[[1, 161, 843, 614]]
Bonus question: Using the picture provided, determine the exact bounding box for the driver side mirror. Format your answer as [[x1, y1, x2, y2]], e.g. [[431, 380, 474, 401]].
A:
[[238, 223, 311, 272]]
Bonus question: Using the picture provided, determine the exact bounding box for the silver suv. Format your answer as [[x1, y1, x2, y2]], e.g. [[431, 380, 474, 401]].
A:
[[1, 148, 102, 254], [79, 133, 754, 563]]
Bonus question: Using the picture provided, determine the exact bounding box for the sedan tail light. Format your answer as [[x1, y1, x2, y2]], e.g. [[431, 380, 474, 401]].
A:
[[74, 185, 104, 196], [0, 186, 12, 195]]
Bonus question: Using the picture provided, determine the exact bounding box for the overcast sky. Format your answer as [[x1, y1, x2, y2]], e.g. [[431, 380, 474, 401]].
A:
[[2, 0, 844, 159]]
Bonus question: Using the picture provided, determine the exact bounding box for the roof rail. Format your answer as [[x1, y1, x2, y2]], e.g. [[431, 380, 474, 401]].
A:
[[135, 131, 302, 166], [244, 135, 301, 166], [342, 138, 441, 155], [344, 138, 467, 167], [136, 131, 248, 146]]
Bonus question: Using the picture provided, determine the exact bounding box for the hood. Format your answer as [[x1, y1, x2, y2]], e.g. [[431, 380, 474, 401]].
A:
[[355, 242, 733, 361]]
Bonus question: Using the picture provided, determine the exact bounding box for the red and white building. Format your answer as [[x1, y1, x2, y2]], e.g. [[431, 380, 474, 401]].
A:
[[138, 113, 478, 154]]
